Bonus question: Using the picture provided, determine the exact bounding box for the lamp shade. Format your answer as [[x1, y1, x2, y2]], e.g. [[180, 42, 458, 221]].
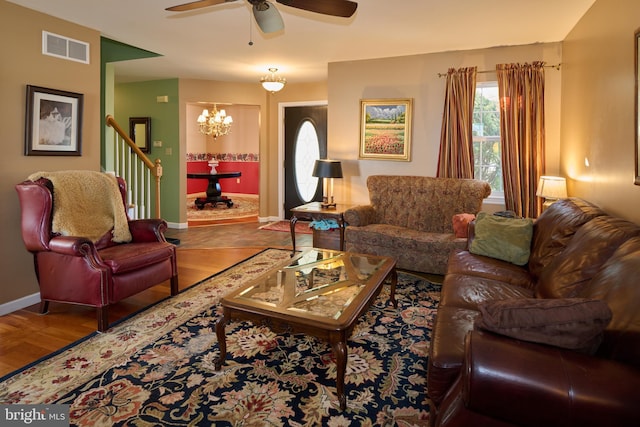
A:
[[536, 176, 567, 199], [312, 159, 343, 178]]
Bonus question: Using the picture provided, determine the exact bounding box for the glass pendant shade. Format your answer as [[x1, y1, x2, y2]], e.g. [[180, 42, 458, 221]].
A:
[[260, 67, 286, 93]]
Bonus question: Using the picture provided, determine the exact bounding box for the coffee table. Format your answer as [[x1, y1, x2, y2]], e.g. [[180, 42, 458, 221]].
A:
[[214, 249, 397, 410]]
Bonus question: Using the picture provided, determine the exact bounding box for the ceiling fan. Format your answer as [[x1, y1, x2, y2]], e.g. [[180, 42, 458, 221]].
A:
[[166, 0, 358, 34]]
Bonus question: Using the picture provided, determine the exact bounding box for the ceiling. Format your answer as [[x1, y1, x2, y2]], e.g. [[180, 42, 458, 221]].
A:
[[9, 0, 595, 84]]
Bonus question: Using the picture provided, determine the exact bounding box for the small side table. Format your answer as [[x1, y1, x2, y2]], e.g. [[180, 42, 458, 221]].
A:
[[290, 202, 355, 252]]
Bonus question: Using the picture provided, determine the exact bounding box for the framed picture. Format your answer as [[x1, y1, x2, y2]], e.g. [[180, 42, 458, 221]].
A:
[[359, 98, 413, 161], [24, 85, 83, 156], [129, 117, 151, 153]]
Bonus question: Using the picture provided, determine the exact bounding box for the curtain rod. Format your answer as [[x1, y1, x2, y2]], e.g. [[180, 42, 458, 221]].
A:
[[437, 63, 561, 78]]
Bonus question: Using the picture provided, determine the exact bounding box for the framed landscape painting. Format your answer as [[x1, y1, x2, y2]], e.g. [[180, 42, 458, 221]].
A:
[[359, 98, 412, 161], [24, 85, 83, 156]]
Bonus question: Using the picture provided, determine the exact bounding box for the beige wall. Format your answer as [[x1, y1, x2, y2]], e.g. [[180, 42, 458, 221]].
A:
[[561, 0, 640, 223], [327, 43, 563, 208], [0, 1, 101, 308], [186, 104, 260, 157]]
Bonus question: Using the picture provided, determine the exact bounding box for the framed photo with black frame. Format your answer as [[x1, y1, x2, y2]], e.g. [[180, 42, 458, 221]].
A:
[[24, 85, 83, 156]]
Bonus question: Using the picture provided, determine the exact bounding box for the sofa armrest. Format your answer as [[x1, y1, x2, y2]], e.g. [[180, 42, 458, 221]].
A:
[[128, 218, 168, 243], [458, 330, 640, 427], [344, 205, 376, 227]]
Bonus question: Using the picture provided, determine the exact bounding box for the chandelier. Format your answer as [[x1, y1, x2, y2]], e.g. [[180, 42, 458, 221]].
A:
[[260, 68, 286, 93], [197, 104, 233, 138]]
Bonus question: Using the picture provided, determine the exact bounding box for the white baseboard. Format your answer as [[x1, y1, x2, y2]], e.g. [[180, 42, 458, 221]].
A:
[[168, 222, 188, 229], [0, 292, 40, 316], [259, 216, 281, 223]]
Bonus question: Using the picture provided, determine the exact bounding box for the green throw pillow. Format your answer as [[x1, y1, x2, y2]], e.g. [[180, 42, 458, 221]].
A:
[[470, 212, 533, 265]]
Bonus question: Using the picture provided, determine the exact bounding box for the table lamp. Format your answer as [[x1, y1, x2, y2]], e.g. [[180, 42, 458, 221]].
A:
[[536, 176, 567, 210], [312, 159, 343, 208]]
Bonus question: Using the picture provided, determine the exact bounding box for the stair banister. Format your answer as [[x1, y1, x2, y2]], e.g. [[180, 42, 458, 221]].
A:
[[106, 115, 163, 219]]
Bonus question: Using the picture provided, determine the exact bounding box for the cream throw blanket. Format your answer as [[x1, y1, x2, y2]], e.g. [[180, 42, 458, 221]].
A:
[[28, 170, 132, 243]]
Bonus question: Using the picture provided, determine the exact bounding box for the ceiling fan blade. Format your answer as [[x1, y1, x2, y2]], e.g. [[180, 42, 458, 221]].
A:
[[165, 0, 237, 12], [253, 1, 284, 33], [276, 0, 357, 18]]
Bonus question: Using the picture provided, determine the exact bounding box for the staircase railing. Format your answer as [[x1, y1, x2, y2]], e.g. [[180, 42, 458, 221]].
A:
[[106, 115, 163, 219]]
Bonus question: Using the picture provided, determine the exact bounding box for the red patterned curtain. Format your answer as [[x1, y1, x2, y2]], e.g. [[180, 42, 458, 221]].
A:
[[437, 67, 477, 179], [496, 62, 546, 218]]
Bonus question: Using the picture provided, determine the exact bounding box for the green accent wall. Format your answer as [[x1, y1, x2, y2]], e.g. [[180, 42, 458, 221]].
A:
[[100, 37, 161, 157], [100, 37, 181, 223], [115, 79, 181, 223]]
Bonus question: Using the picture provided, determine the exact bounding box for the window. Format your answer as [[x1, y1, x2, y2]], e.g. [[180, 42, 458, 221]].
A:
[[294, 120, 320, 202], [473, 82, 503, 199]]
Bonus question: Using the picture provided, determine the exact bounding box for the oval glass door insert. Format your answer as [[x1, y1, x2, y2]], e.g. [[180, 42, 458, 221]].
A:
[[294, 120, 321, 202]]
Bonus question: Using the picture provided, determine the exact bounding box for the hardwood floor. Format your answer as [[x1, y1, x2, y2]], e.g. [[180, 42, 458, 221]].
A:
[[0, 221, 312, 378]]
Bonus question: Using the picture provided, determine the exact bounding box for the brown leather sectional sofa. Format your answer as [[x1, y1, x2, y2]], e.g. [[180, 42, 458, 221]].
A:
[[428, 198, 640, 427]]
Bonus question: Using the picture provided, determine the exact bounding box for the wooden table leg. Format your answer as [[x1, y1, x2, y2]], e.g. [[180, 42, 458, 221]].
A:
[[331, 336, 348, 410], [338, 216, 346, 250], [214, 312, 229, 370], [289, 215, 298, 253], [389, 268, 398, 308]]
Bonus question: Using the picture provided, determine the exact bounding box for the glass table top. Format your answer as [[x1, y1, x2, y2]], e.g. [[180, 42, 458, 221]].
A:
[[232, 249, 389, 319]]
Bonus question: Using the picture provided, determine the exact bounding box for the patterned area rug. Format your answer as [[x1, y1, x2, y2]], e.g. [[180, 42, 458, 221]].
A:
[[187, 193, 259, 222], [259, 220, 313, 234], [0, 249, 437, 426]]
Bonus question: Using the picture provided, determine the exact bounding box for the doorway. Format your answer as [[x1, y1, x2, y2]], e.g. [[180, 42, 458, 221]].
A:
[[186, 103, 260, 225], [281, 103, 328, 219]]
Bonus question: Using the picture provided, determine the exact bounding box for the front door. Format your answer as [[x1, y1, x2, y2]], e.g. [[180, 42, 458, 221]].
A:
[[283, 105, 328, 218]]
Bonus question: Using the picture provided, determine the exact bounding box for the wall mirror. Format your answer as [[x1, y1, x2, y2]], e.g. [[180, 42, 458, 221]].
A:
[[129, 117, 151, 153], [635, 29, 640, 184]]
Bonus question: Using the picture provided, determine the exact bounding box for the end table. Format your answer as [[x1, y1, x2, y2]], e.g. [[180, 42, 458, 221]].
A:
[[289, 202, 355, 252]]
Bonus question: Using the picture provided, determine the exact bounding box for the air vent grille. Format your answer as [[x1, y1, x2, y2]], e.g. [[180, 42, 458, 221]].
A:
[[42, 31, 89, 64]]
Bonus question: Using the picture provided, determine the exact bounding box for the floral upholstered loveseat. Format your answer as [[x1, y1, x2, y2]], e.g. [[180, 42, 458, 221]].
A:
[[343, 175, 491, 275]]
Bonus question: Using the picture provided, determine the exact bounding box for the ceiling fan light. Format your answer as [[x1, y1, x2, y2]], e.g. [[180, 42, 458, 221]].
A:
[[260, 68, 286, 92], [253, 1, 284, 33]]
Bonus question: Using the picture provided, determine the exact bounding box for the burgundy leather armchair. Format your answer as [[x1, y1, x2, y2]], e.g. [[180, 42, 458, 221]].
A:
[[15, 174, 179, 332]]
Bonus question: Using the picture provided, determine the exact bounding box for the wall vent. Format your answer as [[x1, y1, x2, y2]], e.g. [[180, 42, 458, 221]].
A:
[[42, 31, 89, 64]]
